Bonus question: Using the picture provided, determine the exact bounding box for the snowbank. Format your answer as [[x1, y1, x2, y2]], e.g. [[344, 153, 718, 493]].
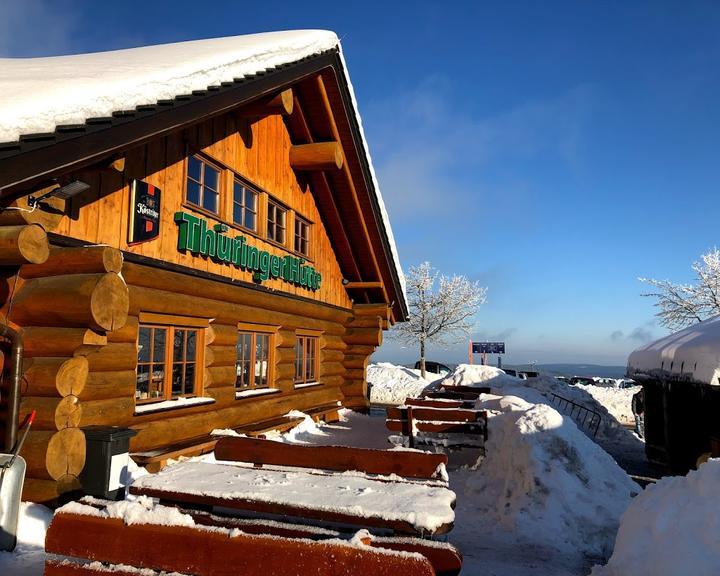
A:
[[465, 393, 640, 558], [0, 502, 53, 575], [575, 384, 641, 425], [438, 363, 518, 388], [592, 459, 720, 575], [367, 363, 433, 405]]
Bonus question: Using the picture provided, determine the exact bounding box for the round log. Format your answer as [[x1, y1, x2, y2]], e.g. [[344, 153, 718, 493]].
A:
[[20, 245, 123, 279], [19, 395, 81, 430], [85, 343, 137, 372], [274, 364, 297, 380], [207, 323, 238, 346], [320, 362, 345, 377], [82, 370, 136, 401], [205, 365, 236, 388], [205, 345, 237, 367], [23, 327, 107, 357], [107, 315, 138, 343], [204, 385, 236, 406], [122, 263, 351, 326], [80, 397, 135, 427], [11, 273, 129, 331], [343, 328, 382, 347], [0, 224, 49, 265], [342, 356, 369, 370], [289, 142, 343, 171], [21, 356, 88, 397], [0, 192, 66, 230], [321, 349, 344, 363], [274, 347, 296, 363], [22, 474, 80, 503], [322, 335, 347, 351], [22, 428, 86, 480]]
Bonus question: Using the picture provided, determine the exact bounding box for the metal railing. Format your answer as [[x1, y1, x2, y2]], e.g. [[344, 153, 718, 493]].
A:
[[550, 392, 602, 437]]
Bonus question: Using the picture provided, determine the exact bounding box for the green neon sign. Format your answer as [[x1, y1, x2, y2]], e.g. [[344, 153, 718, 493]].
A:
[[174, 211, 321, 291]]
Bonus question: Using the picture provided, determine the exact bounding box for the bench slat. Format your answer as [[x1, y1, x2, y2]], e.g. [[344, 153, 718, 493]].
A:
[[387, 420, 485, 434], [46, 511, 437, 576], [386, 406, 483, 423], [214, 436, 447, 480]]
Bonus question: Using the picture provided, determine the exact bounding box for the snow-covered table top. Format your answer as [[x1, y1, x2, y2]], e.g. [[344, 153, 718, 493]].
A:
[[131, 461, 455, 535]]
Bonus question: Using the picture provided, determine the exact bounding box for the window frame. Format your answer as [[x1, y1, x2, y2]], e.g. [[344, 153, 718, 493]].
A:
[[185, 154, 222, 216], [235, 323, 277, 392], [294, 214, 312, 258], [135, 314, 207, 405], [232, 177, 259, 233], [294, 332, 320, 386], [266, 198, 288, 246]]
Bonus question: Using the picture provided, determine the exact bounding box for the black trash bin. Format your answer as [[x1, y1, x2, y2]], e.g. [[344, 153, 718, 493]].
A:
[[80, 426, 137, 500]]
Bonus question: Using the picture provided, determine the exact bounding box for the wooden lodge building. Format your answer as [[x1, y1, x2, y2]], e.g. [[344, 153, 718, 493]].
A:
[[0, 31, 407, 502]]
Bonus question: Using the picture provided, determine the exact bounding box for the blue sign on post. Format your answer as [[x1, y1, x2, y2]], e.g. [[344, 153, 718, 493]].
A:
[[472, 342, 505, 354]]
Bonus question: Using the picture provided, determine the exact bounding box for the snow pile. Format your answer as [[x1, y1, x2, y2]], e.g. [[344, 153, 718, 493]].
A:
[[464, 393, 640, 559], [59, 496, 196, 528], [367, 362, 433, 405], [0, 502, 52, 575], [592, 459, 720, 576], [438, 363, 518, 388], [575, 383, 641, 425]]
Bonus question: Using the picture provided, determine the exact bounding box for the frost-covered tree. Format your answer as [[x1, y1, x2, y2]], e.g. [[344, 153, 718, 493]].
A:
[[392, 262, 487, 378], [640, 247, 720, 331]]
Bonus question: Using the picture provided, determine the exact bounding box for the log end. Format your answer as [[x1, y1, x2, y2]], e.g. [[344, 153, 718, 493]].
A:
[[90, 273, 130, 332]]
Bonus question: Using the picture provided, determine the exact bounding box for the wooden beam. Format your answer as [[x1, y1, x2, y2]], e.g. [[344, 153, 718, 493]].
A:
[[289, 142, 343, 171], [313, 75, 389, 303], [0, 224, 49, 265], [239, 88, 294, 117], [344, 281, 384, 290]]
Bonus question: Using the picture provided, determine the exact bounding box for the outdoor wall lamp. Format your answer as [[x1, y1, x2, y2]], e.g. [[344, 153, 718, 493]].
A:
[[27, 179, 91, 207]]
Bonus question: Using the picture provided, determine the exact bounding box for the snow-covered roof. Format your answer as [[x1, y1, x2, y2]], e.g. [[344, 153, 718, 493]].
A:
[[0, 30, 406, 306], [627, 315, 720, 385]]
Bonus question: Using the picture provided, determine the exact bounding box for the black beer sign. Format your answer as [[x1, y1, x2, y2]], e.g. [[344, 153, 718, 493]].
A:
[[129, 180, 161, 244]]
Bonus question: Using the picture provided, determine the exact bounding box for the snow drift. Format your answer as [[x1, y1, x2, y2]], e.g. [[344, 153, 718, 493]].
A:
[[367, 363, 433, 405], [592, 459, 720, 576], [464, 393, 640, 558]]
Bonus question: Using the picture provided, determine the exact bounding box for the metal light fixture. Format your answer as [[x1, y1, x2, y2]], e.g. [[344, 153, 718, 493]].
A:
[[27, 180, 91, 207]]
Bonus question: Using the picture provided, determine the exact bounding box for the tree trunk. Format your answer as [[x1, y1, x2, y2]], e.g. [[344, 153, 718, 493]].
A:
[[420, 337, 426, 380]]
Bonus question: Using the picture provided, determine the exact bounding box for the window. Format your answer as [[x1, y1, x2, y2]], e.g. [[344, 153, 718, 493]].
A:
[[294, 216, 311, 257], [267, 200, 287, 244], [186, 155, 220, 214], [236, 331, 272, 389], [233, 180, 258, 231], [295, 335, 318, 385], [136, 324, 202, 403]]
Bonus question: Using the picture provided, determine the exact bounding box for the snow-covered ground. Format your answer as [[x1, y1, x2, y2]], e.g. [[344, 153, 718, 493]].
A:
[[2, 362, 715, 575]]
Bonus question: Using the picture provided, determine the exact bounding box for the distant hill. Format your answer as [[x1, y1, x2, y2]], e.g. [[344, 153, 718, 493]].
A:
[[534, 364, 627, 378]]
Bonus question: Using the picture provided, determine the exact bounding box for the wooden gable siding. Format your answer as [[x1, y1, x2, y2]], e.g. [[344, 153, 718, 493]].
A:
[[54, 111, 352, 309]]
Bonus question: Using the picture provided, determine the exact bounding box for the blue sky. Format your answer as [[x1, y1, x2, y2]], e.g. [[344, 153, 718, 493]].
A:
[[3, 0, 719, 365]]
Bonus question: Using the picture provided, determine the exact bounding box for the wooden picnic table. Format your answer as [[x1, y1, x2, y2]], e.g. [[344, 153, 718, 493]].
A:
[[130, 459, 456, 536]]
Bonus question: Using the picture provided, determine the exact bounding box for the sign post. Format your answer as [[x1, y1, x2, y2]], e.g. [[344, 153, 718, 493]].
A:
[[470, 342, 506, 366]]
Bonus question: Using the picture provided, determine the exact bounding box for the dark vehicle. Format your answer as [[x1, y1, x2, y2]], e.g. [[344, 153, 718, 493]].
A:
[[414, 361, 453, 376], [570, 376, 595, 386]]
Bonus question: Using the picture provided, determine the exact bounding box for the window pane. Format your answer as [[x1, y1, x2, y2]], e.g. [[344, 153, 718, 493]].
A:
[[203, 189, 218, 213], [173, 329, 185, 363], [233, 182, 244, 205], [295, 338, 304, 381], [138, 327, 151, 363], [233, 203, 243, 225], [188, 156, 202, 182], [187, 181, 201, 206], [153, 328, 166, 364], [150, 363, 164, 398], [277, 209, 286, 228], [245, 212, 255, 231], [245, 189, 256, 212], [204, 165, 219, 191], [184, 363, 195, 395], [186, 330, 196, 357], [136, 365, 150, 399], [172, 363, 184, 397]]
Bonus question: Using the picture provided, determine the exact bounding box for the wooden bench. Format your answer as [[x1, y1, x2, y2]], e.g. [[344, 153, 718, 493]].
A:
[[386, 405, 488, 449], [304, 401, 342, 423], [130, 411, 317, 472], [213, 435, 449, 481], [425, 385, 491, 401], [130, 437, 455, 536], [45, 498, 461, 576]]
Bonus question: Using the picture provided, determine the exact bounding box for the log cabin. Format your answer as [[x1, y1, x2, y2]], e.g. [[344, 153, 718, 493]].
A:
[[0, 31, 407, 502]]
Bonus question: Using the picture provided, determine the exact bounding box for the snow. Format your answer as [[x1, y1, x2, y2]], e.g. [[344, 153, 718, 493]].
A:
[[439, 363, 519, 388], [234, 388, 279, 399], [0, 31, 405, 302], [366, 362, 434, 405], [0, 503, 52, 575], [133, 396, 215, 414], [628, 314, 720, 385], [574, 383, 641, 425], [464, 393, 639, 559], [591, 459, 720, 576], [131, 460, 455, 534]]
